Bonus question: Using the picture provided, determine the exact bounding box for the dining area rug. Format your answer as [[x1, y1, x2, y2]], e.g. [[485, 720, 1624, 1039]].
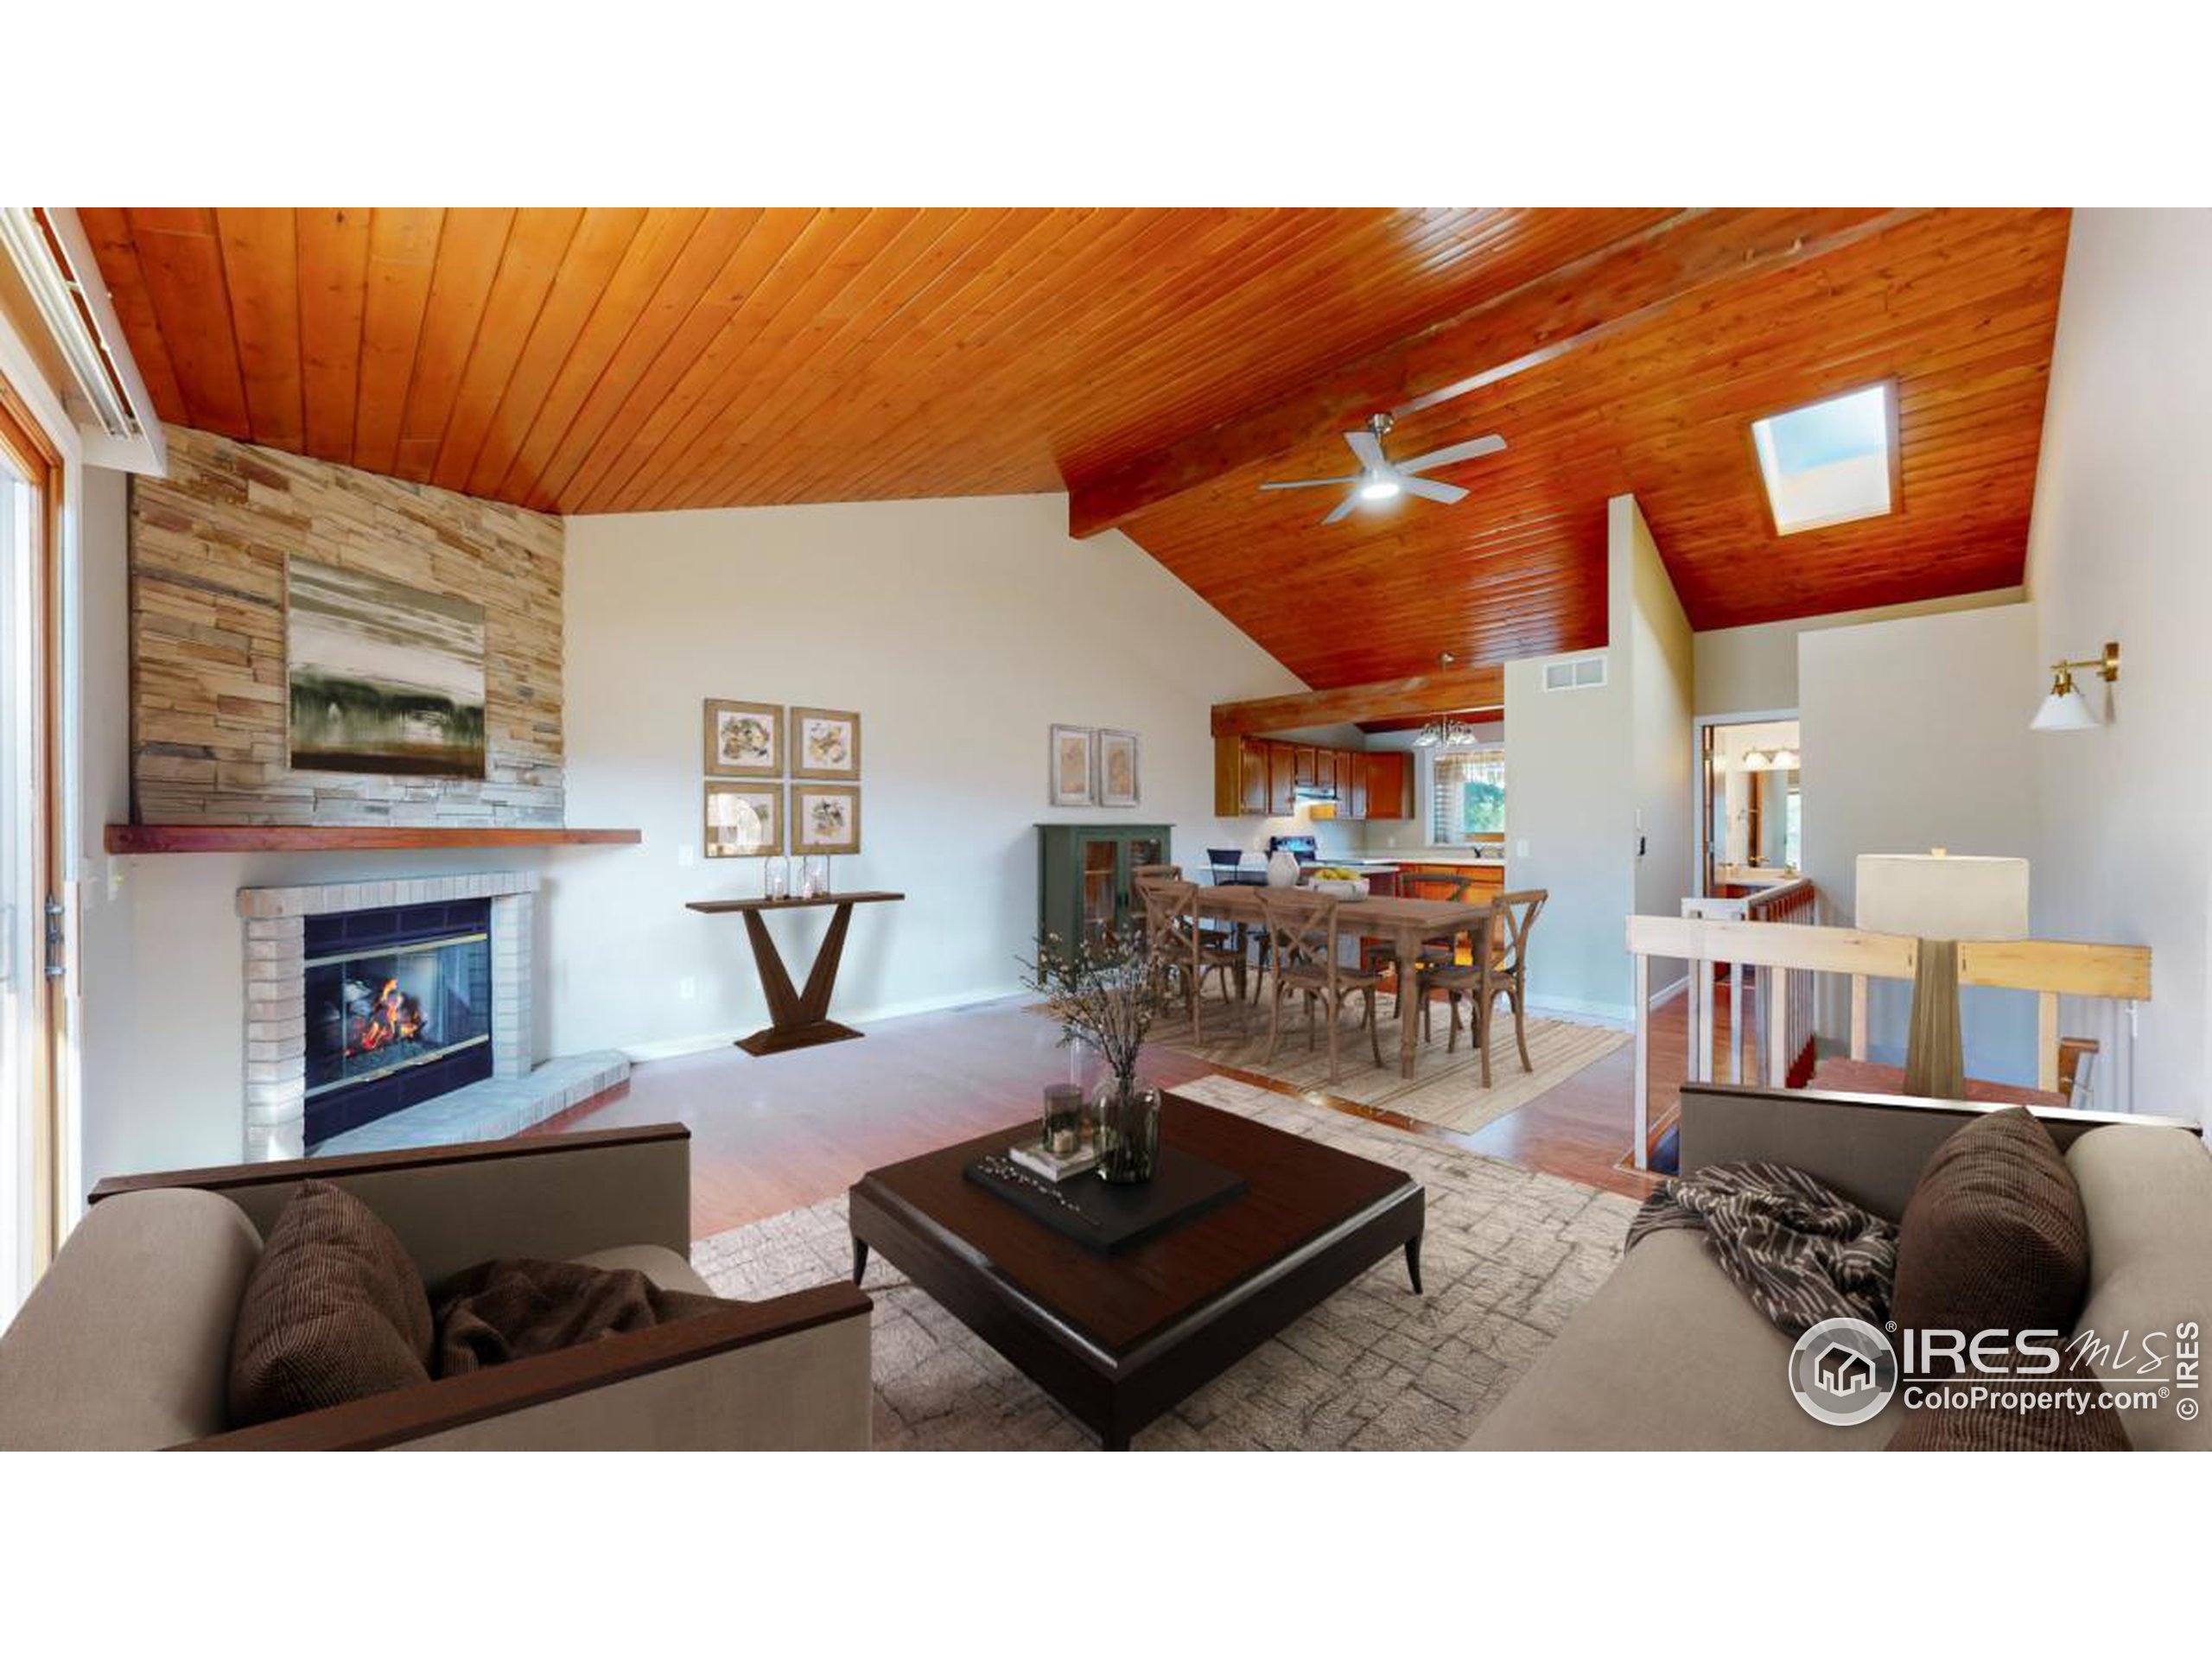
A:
[[1148, 976, 1629, 1137], [692, 1074, 1638, 1450]]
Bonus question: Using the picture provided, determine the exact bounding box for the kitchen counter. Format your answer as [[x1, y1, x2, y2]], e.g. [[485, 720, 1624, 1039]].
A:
[[1349, 851, 1505, 868]]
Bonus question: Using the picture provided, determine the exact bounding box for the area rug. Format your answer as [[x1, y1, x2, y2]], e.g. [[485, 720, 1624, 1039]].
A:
[[691, 1075, 1638, 1450], [1148, 976, 1629, 1138]]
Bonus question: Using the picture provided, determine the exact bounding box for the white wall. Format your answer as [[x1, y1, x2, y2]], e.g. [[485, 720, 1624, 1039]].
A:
[[554, 493, 1303, 1057], [1799, 603, 2043, 1084], [1693, 587, 2026, 716], [1623, 497, 1695, 938], [1503, 493, 1691, 1023], [2023, 207, 2212, 1121]]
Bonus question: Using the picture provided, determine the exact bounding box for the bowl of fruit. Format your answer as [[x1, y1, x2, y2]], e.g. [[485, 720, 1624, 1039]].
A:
[[1306, 865, 1370, 898]]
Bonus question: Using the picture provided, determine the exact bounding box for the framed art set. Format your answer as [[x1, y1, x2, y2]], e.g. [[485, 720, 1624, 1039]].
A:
[[1048, 724, 1140, 809], [703, 701, 861, 859]]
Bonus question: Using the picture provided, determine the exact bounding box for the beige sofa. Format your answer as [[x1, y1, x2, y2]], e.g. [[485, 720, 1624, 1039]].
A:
[[1471, 1086, 2212, 1451], [0, 1124, 874, 1450]]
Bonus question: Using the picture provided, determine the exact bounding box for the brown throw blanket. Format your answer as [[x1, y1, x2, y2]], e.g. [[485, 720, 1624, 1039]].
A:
[[1629, 1161, 1898, 1335], [432, 1258, 735, 1376]]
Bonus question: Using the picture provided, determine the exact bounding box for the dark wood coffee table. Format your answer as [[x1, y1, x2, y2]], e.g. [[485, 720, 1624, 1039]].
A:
[[847, 1092, 1423, 1449]]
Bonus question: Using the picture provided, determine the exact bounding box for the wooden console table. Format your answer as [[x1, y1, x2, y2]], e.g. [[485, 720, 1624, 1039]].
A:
[[686, 892, 906, 1057]]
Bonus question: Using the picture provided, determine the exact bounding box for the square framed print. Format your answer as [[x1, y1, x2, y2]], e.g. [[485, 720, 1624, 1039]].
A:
[[1049, 724, 1096, 807], [704, 699, 782, 778], [704, 782, 782, 858], [1097, 728, 1140, 807], [791, 784, 861, 855], [790, 707, 861, 779]]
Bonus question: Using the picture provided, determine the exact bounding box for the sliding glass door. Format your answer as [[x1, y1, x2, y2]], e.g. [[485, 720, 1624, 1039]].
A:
[[0, 442, 35, 1308], [0, 386, 58, 1319]]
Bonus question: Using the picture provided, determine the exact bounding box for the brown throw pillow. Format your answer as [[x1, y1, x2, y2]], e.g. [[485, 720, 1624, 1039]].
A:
[[1888, 1351, 2131, 1452], [227, 1179, 435, 1427], [1891, 1108, 2090, 1375]]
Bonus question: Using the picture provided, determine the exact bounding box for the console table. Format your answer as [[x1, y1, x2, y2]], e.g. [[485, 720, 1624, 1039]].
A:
[[686, 892, 906, 1056]]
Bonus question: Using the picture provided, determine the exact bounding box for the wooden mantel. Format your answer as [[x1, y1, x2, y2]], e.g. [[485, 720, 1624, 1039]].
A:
[[105, 824, 642, 855]]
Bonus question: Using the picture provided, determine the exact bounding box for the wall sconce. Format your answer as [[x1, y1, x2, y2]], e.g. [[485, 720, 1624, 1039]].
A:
[[2031, 640, 2120, 732]]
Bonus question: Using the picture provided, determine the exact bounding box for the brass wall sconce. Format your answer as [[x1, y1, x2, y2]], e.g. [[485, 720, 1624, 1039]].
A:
[[2030, 640, 2120, 732]]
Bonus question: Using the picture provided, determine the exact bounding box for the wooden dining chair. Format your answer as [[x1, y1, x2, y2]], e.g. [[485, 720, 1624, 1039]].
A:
[[1387, 871, 1482, 1022], [1257, 887, 1383, 1085], [1139, 879, 1245, 1042], [1421, 889, 1547, 1087]]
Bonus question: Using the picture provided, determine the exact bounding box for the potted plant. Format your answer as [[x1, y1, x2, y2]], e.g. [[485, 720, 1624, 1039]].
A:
[[1020, 931, 1162, 1184]]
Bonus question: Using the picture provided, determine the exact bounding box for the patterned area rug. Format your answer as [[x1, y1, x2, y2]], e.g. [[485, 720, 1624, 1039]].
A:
[[1148, 974, 1629, 1137], [692, 1075, 1638, 1450]]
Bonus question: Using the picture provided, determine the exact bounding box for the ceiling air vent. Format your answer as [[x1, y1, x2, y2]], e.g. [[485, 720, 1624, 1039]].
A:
[[1542, 656, 1607, 692]]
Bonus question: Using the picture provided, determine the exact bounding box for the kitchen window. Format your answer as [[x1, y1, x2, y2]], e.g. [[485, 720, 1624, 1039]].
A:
[[1427, 747, 1505, 845]]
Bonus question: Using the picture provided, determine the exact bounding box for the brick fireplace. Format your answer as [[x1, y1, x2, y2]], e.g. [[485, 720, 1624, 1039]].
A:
[[238, 872, 538, 1160]]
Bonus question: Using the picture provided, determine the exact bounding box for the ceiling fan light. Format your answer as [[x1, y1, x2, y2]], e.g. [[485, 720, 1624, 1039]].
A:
[[1359, 477, 1401, 502]]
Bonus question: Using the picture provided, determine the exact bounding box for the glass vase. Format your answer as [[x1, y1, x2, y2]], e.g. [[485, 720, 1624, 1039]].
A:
[[1091, 1075, 1160, 1185]]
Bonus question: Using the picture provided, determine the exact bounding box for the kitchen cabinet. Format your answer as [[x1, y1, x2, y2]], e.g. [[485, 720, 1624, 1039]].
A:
[[1212, 736, 1398, 818], [1213, 737, 1272, 815], [1363, 751, 1411, 820], [1344, 753, 1369, 819], [1037, 823, 1173, 962], [1266, 742, 1299, 815]]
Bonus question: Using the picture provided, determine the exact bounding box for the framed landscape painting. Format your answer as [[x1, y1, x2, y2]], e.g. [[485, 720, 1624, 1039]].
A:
[[286, 556, 486, 779], [1098, 728, 1140, 807], [791, 784, 861, 855], [790, 707, 861, 779], [704, 782, 781, 858], [704, 699, 782, 777], [1049, 724, 1095, 807]]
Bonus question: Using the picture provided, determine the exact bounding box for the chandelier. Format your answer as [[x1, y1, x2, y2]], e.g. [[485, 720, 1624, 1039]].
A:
[[1413, 714, 1483, 748]]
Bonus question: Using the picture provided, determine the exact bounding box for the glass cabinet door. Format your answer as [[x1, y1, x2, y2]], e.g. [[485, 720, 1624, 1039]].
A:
[[1080, 836, 1120, 948]]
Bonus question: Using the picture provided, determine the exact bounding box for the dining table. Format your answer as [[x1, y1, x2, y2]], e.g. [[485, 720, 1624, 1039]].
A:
[[1196, 884, 1495, 1080]]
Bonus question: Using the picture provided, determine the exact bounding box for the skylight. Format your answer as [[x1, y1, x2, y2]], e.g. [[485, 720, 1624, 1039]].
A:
[[1749, 382, 1895, 535]]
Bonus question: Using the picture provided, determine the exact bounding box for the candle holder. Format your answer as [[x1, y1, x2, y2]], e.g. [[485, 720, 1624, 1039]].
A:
[[1041, 1084, 1084, 1157], [765, 856, 789, 900]]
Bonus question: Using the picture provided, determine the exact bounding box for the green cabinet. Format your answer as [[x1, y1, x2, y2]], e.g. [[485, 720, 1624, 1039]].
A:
[[1036, 823, 1173, 958]]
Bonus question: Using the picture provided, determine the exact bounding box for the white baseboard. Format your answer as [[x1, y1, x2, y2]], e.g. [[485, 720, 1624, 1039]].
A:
[[1525, 994, 1637, 1030], [1647, 974, 1690, 1010], [618, 982, 1028, 1065]]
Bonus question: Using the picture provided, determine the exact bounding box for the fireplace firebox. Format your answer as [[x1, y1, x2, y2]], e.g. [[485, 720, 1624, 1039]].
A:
[[303, 898, 493, 1146]]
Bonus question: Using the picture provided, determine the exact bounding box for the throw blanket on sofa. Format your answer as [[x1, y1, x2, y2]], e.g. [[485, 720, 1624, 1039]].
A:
[[432, 1258, 734, 1376], [1629, 1161, 1898, 1334]]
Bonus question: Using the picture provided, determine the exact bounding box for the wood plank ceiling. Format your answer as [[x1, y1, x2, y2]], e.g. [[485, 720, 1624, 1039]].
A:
[[78, 206, 2069, 687]]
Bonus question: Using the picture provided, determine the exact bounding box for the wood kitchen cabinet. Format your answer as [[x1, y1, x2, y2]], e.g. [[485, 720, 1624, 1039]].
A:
[[1214, 737, 1273, 815], [1267, 742, 1299, 815], [1363, 751, 1411, 820]]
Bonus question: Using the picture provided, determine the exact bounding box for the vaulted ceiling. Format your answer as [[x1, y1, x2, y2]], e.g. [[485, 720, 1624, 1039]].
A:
[[78, 205, 2069, 688]]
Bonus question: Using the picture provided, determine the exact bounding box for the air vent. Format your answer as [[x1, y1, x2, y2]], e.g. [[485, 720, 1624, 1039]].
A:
[[1542, 656, 1607, 692]]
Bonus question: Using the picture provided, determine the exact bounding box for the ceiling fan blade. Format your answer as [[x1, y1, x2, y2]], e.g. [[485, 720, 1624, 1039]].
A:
[[1321, 490, 1362, 526], [1395, 434, 1506, 475], [1258, 474, 1359, 491], [1344, 429, 1389, 473], [1399, 475, 1468, 505]]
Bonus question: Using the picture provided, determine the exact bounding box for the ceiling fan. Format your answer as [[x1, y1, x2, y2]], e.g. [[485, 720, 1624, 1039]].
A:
[[1259, 413, 1506, 525]]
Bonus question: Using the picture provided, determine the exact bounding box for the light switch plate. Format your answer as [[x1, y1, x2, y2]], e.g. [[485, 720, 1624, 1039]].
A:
[[1516, 838, 1529, 857]]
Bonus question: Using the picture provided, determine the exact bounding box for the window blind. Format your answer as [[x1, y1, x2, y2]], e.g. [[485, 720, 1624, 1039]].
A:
[[1430, 748, 1506, 844]]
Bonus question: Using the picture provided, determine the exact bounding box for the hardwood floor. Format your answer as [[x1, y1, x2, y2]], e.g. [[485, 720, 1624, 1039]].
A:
[[533, 983, 1748, 1238]]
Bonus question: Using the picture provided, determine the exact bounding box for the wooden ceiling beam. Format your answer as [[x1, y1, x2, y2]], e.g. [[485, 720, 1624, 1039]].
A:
[[1068, 207, 1922, 538], [1211, 665, 1505, 738]]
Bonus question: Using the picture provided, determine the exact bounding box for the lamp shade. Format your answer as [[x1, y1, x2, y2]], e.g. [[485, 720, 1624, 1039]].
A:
[[1856, 854, 2029, 940], [2031, 684, 2100, 731]]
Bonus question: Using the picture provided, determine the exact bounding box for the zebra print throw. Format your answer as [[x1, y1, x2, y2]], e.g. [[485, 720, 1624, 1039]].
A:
[[1629, 1161, 1897, 1335]]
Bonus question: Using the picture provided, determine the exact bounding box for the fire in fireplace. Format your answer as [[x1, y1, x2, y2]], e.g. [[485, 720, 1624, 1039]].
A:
[[304, 897, 494, 1146]]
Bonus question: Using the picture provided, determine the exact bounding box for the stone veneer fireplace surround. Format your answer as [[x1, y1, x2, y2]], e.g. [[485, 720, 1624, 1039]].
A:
[[239, 872, 537, 1160]]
